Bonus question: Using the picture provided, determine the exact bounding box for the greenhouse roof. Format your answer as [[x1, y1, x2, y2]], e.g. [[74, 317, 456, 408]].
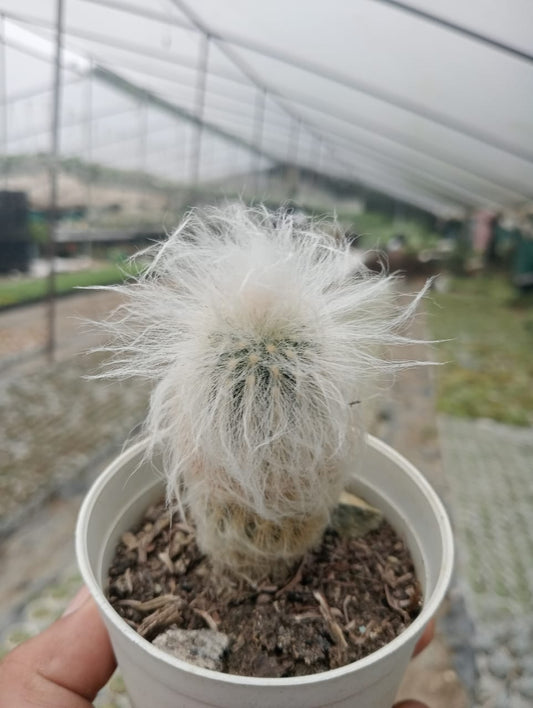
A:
[[1, 0, 532, 218]]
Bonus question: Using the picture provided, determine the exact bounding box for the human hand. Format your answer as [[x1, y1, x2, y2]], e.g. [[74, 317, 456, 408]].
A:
[[392, 618, 435, 708], [0, 587, 434, 708], [0, 586, 116, 707]]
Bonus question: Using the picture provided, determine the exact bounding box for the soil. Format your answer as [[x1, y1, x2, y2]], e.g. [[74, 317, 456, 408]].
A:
[[107, 499, 422, 678]]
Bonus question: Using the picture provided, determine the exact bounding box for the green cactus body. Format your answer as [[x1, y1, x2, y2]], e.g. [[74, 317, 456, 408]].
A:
[[191, 330, 335, 576]]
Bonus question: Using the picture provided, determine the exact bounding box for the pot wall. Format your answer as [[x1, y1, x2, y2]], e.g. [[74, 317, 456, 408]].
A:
[[76, 436, 454, 708]]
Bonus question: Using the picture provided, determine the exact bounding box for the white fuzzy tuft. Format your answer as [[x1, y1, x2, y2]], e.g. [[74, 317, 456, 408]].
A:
[[93, 204, 431, 573]]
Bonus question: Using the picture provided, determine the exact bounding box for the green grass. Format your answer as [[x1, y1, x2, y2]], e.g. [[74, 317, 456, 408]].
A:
[[348, 212, 439, 253], [427, 274, 533, 426], [0, 263, 139, 308]]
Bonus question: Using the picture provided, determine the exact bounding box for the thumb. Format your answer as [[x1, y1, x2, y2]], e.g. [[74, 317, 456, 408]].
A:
[[0, 586, 116, 708]]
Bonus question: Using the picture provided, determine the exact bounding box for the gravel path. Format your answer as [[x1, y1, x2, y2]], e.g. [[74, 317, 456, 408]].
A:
[[439, 415, 533, 707], [0, 292, 149, 629], [0, 352, 149, 536]]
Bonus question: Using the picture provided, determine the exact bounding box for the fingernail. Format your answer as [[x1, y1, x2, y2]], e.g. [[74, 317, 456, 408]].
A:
[[63, 586, 91, 616]]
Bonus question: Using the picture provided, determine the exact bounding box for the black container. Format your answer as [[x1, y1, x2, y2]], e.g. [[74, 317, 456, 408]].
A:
[[0, 191, 30, 273]]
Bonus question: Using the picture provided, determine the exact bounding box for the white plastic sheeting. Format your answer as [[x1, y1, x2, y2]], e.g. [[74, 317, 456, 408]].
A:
[[0, 0, 532, 216]]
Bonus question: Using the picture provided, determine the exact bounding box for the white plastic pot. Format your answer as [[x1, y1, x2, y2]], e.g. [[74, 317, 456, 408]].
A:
[[76, 435, 453, 708]]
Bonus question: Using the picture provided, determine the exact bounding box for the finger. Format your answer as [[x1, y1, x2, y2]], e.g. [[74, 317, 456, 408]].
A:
[[412, 618, 435, 657], [0, 587, 116, 708], [63, 585, 92, 616]]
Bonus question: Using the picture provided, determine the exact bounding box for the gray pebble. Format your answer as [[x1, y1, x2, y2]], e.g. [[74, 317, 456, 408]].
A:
[[476, 653, 489, 675], [472, 629, 495, 654], [515, 676, 533, 700], [493, 623, 512, 644], [153, 628, 229, 672], [492, 691, 510, 708], [519, 656, 533, 676], [488, 649, 515, 679], [477, 671, 505, 702], [513, 693, 533, 708], [509, 632, 532, 658]]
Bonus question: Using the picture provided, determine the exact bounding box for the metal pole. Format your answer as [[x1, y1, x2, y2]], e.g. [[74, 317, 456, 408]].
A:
[[139, 98, 148, 173], [371, 0, 533, 65], [189, 32, 209, 196], [175, 120, 181, 177], [84, 64, 94, 255], [174, 120, 188, 207], [7, 3, 533, 165], [0, 14, 8, 188], [309, 136, 323, 189], [250, 88, 266, 195], [286, 117, 301, 198], [46, 0, 64, 362], [288, 117, 301, 165], [169, 0, 533, 166]]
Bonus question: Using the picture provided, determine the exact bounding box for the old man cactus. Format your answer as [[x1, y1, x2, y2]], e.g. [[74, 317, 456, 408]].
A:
[[96, 205, 428, 578]]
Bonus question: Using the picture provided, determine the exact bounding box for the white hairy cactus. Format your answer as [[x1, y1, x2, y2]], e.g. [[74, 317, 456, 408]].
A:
[[95, 204, 429, 577]]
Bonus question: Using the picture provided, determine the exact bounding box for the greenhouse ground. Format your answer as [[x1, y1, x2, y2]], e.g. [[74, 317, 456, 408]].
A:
[[0, 291, 531, 707]]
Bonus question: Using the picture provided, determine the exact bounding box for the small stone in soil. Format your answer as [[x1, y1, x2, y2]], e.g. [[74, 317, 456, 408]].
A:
[[153, 627, 230, 671], [329, 491, 383, 538]]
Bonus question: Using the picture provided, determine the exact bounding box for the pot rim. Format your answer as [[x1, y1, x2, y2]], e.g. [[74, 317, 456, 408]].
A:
[[76, 434, 454, 687]]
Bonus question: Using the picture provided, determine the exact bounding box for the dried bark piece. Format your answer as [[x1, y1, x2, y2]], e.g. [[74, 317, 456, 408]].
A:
[[193, 608, 219, 631], [121, 531, 139, 551], [158, 550, 174, 574], [137, 599, 184, 639], [169, 529, 193, 559], [384, 584, 409, 622], [313, 590, 348, 649], [119, 594, 181, 613], [275, 557, 306, 597]]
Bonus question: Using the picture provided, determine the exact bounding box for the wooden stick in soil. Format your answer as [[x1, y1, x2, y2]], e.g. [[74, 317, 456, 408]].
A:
[[313, 590, 348, 650]]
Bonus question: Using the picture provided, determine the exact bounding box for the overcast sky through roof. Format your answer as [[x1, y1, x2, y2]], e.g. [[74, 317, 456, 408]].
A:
[[1, 0, 532, 217]]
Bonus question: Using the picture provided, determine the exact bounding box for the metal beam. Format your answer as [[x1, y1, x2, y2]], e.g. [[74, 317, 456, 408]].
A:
[[282, 88, 532, 203], [325, 134, 501, 209], [46, 0, 65, 362], [4, 54, 525, 209], [338, 162, 465, 217], [168, 0, 340, 178], [250, 88, 266, 192], [0, 14, 8, 187], [82, 0, 194, 31], [91, 65, 287, 169], [5, 4, 528, 210], [2, 10, 240, 86], [77, 2, 533, 166], [167, 2, 533, 164], [84, 65, 94, 234], [189, 32, 210, 188], [371, 0, 533, 65], [8, 8, 528, 197], [138, 98, 148, 173]]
